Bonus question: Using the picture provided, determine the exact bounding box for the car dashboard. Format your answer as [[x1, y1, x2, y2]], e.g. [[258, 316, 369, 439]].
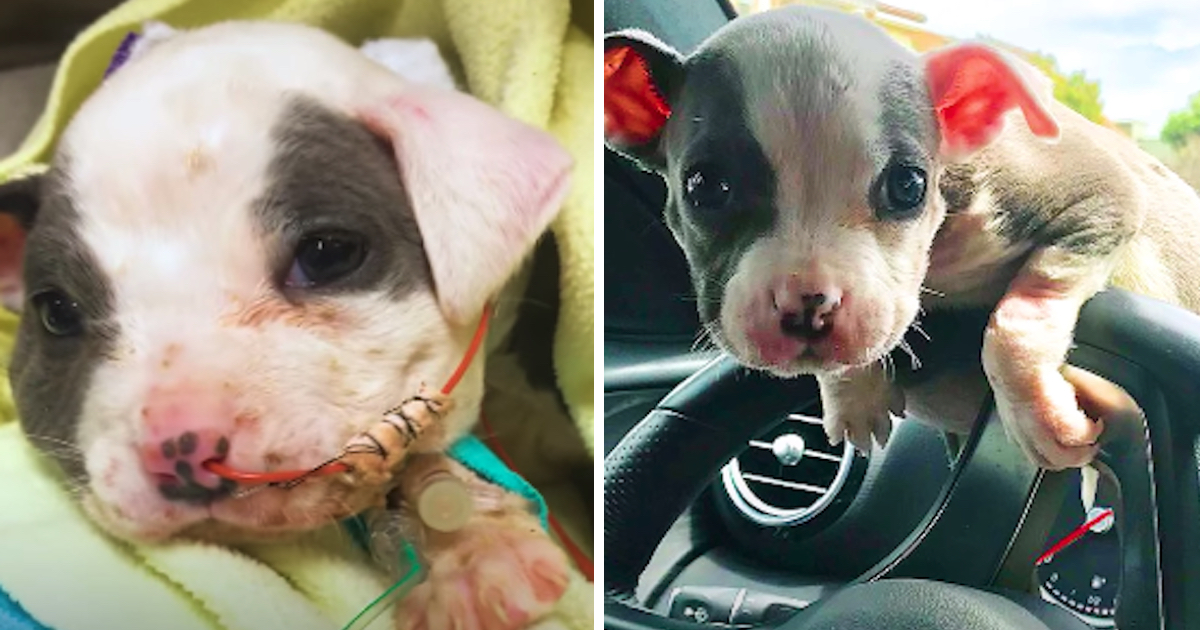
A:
[[605, 354, 1125, 629]]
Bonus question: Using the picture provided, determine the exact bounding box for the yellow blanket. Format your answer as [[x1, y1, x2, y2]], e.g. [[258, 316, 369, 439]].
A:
[[0, 0, 594, 628]]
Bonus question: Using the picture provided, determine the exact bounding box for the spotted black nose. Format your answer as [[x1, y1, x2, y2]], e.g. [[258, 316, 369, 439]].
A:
[[142, 429, 236, 503]]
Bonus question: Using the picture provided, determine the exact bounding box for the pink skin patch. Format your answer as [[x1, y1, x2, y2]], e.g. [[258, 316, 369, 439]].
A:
[[994, 293, 1056, 325], [746, 325, 806, 368]]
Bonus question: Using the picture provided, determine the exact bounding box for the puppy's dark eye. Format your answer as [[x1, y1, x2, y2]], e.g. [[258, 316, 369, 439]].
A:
[[31, 289, 84, 337], [285, 231, 367, 288], [876, 164, 927, 220], [683, 164, 733, 211]]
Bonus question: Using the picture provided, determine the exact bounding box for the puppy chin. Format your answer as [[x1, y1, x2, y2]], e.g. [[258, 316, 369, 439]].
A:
[[84, 477, 379, 545], [81, 491, 202, 543]]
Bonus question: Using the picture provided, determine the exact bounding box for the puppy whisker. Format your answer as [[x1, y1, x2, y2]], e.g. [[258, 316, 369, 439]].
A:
[[25, 432, 84, 451], [690, 326, 718, 353], [879, 354, 895, 383], [24, 433, 88, 463], [898, 339, 922, 370]]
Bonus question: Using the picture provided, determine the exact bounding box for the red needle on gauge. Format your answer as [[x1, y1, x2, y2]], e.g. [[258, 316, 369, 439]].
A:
[[1035, 508, 1115, 566]]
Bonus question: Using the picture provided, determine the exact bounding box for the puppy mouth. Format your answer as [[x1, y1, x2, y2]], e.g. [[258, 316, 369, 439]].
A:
[[735, 318, 907, 376], [741, 326, 847, 372]]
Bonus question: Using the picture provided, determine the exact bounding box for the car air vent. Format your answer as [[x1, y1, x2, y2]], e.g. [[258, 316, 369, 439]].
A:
[[720, 412, 855, 527]]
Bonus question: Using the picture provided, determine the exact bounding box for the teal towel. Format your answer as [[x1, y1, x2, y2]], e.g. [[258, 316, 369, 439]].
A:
[[0, 589, 48, 630], [448, 434, 550, 529]]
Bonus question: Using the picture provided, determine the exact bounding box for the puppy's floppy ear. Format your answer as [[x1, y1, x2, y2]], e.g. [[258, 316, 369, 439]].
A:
[[604, 30, 684, 171], [0, 174, 41, 313], [360, 87, 572, 326], [923, 43, 1060, 160]]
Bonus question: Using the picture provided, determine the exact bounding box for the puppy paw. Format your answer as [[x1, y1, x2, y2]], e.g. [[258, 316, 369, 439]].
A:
[[818, 367, 899, 453], [992, 370, 1103, 470], [394, 512, 570, 630]]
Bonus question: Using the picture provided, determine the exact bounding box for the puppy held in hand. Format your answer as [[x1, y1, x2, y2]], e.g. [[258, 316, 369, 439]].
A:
[[603, 6, 1200, 470], [0, 21, 571, 630]]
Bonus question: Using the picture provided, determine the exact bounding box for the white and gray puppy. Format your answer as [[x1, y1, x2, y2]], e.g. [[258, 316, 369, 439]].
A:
[[0, 21, 572, 630], [604, 6, 1200, 470]]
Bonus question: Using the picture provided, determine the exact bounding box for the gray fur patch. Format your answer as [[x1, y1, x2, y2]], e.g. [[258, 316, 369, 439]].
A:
[[258, 96, 431, 299], [8, 162, 117, 483], [661, 43, 777, 326], [877, 60, 937, 168], [971, 123, 1139, 260], [939, 163, 978, 213]]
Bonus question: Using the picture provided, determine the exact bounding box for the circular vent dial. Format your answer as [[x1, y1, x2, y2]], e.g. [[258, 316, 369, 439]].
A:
[[721, 412, 855, 526]]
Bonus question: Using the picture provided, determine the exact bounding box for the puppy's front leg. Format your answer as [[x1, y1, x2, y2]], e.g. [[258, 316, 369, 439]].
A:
[[390, 453, 570, 630], [983, 246, 1113, 469], [818, 362, 899, 453]]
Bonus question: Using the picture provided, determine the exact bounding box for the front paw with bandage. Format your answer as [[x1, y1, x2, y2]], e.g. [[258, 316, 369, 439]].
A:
[[817, 365, 901, 453]]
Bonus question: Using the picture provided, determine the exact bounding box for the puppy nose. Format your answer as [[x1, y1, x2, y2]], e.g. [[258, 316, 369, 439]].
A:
[[141, 429, 235, 502], [138, 386, 237, 502], [774, 285, 842, 341], [801, 293, 829, 309]]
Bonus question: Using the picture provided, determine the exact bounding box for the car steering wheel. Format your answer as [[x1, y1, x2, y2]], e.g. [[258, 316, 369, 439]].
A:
[[604, 289, 1200, 629]]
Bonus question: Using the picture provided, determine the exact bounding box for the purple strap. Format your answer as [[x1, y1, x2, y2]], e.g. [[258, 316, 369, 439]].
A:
[[103, 31, 142, 79]]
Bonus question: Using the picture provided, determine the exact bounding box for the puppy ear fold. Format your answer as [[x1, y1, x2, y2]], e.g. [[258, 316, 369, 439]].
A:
[[0, 174, 41, 313], [923, 43, 1060, 160], [360, 88, 571, 326], [604, 30, 684, 170]]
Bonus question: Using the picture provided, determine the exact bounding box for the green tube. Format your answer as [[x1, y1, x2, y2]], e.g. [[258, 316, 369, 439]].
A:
[[341, 541, 425, 630]]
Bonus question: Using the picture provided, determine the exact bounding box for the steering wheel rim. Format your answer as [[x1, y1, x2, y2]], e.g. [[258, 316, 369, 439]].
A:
[[605, 289, 1200, 629]]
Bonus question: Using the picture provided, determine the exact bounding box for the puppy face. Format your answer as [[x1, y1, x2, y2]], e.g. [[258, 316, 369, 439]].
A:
[[0, 22, 570, 542], [604, 7, 1058, 376]]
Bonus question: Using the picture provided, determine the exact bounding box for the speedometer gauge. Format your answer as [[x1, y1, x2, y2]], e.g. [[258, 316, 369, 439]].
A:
[[1035, 471, 1121, 627]]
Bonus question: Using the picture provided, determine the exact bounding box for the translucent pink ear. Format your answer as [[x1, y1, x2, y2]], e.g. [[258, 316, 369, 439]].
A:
[[924, 43, 1060, 159], [361, 87, 572, 325]]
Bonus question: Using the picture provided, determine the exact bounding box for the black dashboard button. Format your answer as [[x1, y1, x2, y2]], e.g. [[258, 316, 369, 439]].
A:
[[735, 591, 810, 625], [667, 586, 739, 624], [668, 586, 810, 626]]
